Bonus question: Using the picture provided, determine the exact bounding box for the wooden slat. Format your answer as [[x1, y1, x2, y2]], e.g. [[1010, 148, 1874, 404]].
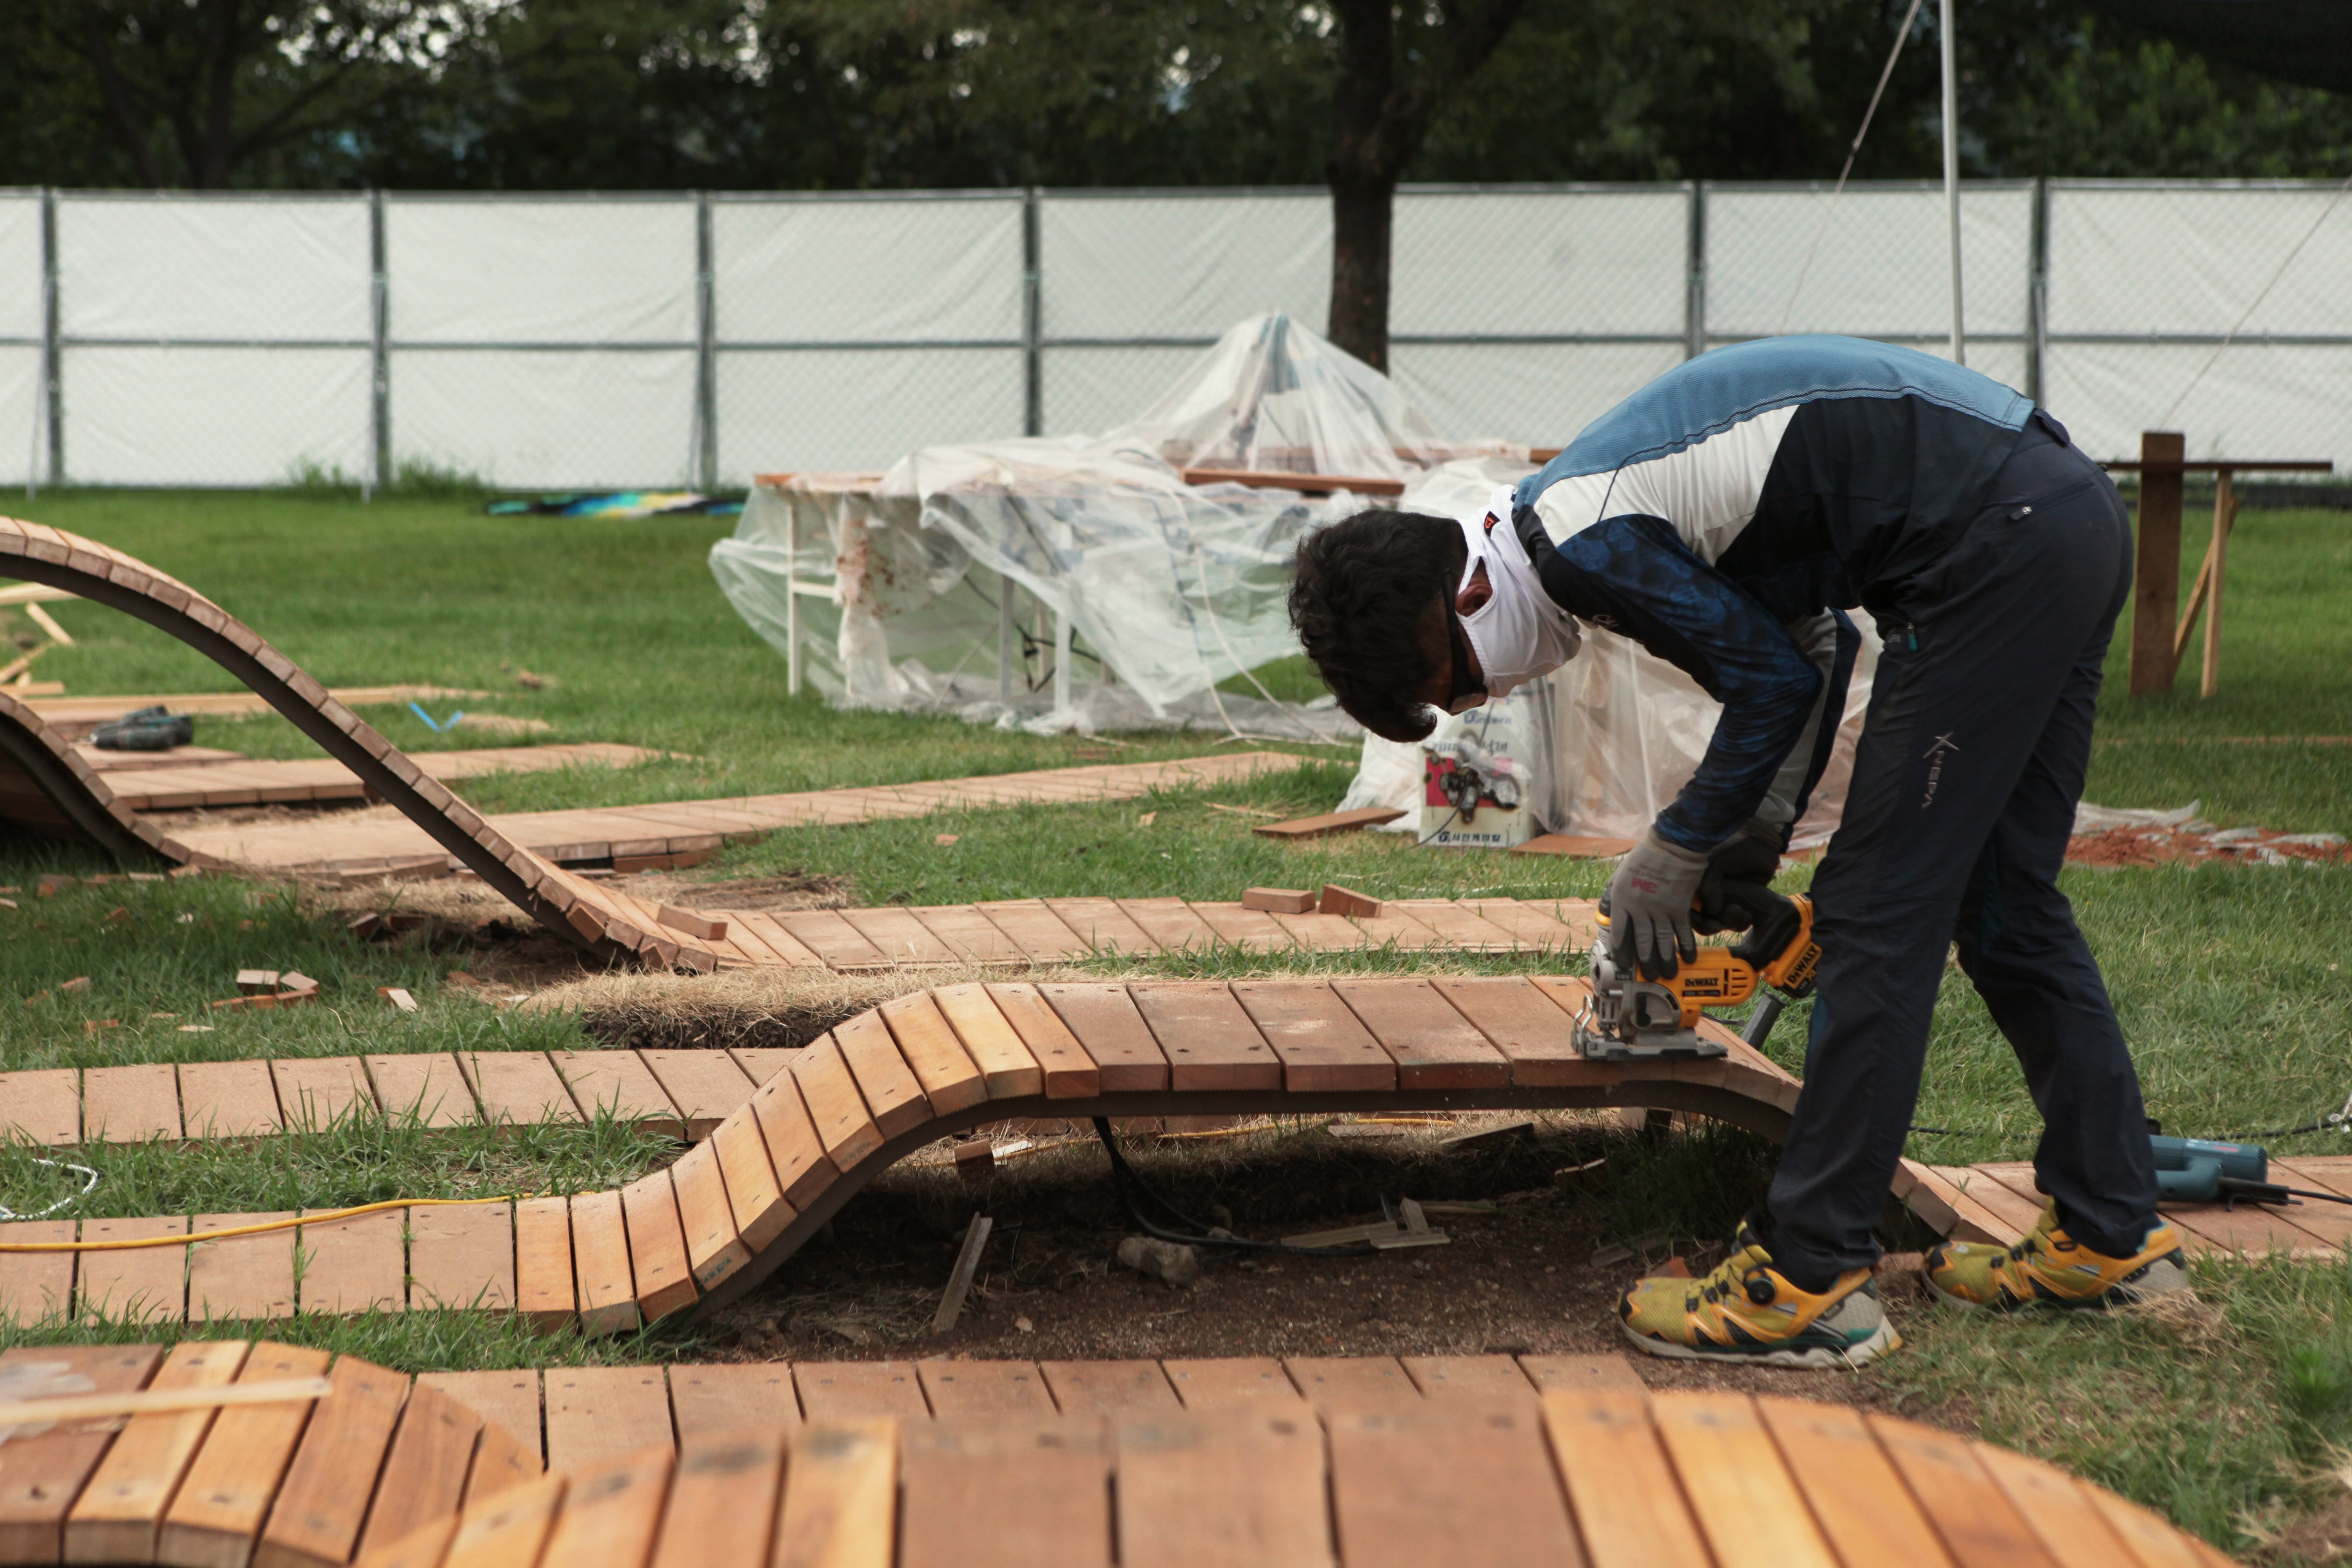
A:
[[83, 1063, 181, 1142], [1333, 979, 1514, 1089], [1114, 1407, 1328, 1568], [189, 1210, 297, 1322], [877, 993, 989, 1117], [297, 1209, 405, 1315], [930, 984, 1044, 1099], [773, 1420, 896, 1568], [668, 1138, 753, 1291], [636, 1051, 756, 1140], [1754, 1396, 1955, 1568], [416, 1369, 544, 1472], [76, 1215, 187, 1325], [1128, 984, 1281, 1092], [1401, 1355, 1536, 1404], [439, 1469, 567, 1568], [0, 1344, 166, 1563], [831, 1015, 932, 1141], [544, 1367, 674, 1473], [709, 1106, 794, 1254], [1539, 1389, 1712, 1568], [1039, 984, 1168, 1092], [568, 1191, 639, 1337], [727, 911, 828, 970], [1038, 898, 1160, 956], [254, 1352, 411, 1568], [916, 1361, 1055, 1417], [160, 1340, 332, 1568], [409, 1203, 516, 1313], [552, 1051, 682, 1137], [1186, 902, 1293, 953], [748, 1069, 848, 1209], [271, 1059, 372, 1133], [1428, 977, 1603, 1087], [1284, 1357, 1418, 1413], [1867, 1412, 2062, 1568], [773, 911, 890, 971], [1230, 980, 1399, 1093], [837, 906, 959, 966], [619, 1172, 699, 1322], [985, 983, 1099, 1098], [1038, 1361, 1179, 1417], [67, 1339, 253, 1564], [364, 1055, 478, 1129], [177, 1059, 283, 1140], [1161, 1358, 1307, 1409], [461, 1052, 580, 1129], [0, 1219, 75, 1327], [898, 1417, 1110, 1568], [794, 1363, 929, 1422], [1949, 1163, 2056, 1240], [353, 1382, 483, 1561], [1327, 1402, 1584, 1568], [1971, 1442, 2136, 1565], [727, 1048, 794, 1088], [647, 1429, 785, 1568], [786, 1038, 884, 1174], [668, 1364, 800, 1438], [0, 1068, 79, 1146], [1110, 898, 1218, 954], [1515, 1355, 1645, 1395], [2079, 1481, 2224, 1568], [973, 900, 1092, 963], [1647, 1391, 1836, 1568], [905, 905, 1025, 965]]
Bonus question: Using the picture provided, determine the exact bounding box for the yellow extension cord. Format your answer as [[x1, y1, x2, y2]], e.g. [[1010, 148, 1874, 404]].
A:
[[0, 1193, 536, 1252]]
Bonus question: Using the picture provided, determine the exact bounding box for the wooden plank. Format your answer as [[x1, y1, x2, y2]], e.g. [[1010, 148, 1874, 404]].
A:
[[916, 1361, 1055, 1418], [1515, 1355, 1645, 1395], [647, 1428, 786, 1568], [416, 1369, 543, 1472], [831, 1015, 932, 1141], [1327, 1402, 1583, 1568], [973, 900, 1092, 963], [271, 1058, 372, 1133], [1539, 1390, 1712, 1568], [838, 906, 960, 966], [568, 1191, 640, 1337], [544, 1365, 674, 1473], [637, 1051, 755, 1140], [984, 983, 1098, 1098], [1949, 1163, 2057, 1241], [552, 1051, 682, 1137], [904, 905, 1025, 965], [83, 1063, 182, 1142], [0, 1068, 78, 1146], [786, 1038, 884, 1175], [931, 984, 1044, 1099], [1230, 980, 1399, 1093], [364, 1055, 478, 1129], [708, 1106, 794, 1254], [1038, 1361, 1179, 1417], [1186, 902, 1292, 953], [1401, 1355, 1536, 1404], [352, 1382, 483, 1562], [1251, 806, 1407, 839], [793, 1363, 929, 1423], [619, 1172, 698, 1322], [1385, 899, 1523, 950], [2079, 1479, 2222, 1568], [877, 993, 989, 1117], [68, 1339, 253, 1564], [160, 1341, 332, 1568], [296, 1208, 405, 1315], [748, 1070, 848, 1210], [1754, 1396, 1955, 1568], [1128, 984, 1281, 1093], [409, 1203, 516, 1313], [727, 911, 828, 970], [450, 1472, 569, 1568], [728, 1048, 795, 1089], [1037, 898, 1160, 957], [75, 1215, 187, 1325], [0, 1344, 165, 1564], [1971, 1442, 2135, 1566], [898, 1417, 1110, 1568], [1333, 979, 1513, 1090], [774, 911, 890, 971], [461, 1052, 580, 1129], [1428, 977, 1602, 1087], [254, 1352, 411, 1568], [0, 1220, 74, 1327], [1114, 1407, 1327, 1568], [1039, 984, 1168, 1093], [1647, 1391, 1836, 1568], [773, 1420, 897, 1568], [536, 1457, 672, 1568], [1111, 898, 1218, 955], [667, 1138, 753, 1292], [1283, 1357, 1418, 1413], [667, 1364, 800, 1438], [1160, 1358, 1307, 1410], [177, 1059, 283, 1140], [1455, 897, 1585, 952], [1867, 1412, 2062, 1568], [189, 1211, 298, 1322]]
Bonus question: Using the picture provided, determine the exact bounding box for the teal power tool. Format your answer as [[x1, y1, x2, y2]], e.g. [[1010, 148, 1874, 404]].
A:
[[2151, 1135, 2290, 1205]]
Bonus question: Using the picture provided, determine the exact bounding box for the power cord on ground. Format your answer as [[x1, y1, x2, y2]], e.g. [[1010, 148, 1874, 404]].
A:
[[1091, 1118, 1377, 1257]]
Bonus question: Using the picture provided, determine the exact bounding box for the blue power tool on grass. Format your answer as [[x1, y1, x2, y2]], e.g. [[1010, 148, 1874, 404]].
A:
[[2151, 1135, 2290, 1205]]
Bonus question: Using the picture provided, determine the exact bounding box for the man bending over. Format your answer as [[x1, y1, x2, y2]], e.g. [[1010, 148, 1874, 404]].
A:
[[1288, 334, 2185, 1368]]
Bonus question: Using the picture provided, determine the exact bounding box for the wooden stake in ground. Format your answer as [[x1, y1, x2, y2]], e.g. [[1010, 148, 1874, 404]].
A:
[[932, 1214, 994, 1334]]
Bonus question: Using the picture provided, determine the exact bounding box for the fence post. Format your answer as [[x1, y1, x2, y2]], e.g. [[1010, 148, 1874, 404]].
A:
[[1684, 181, 1707, 360], [2128, 429, 2185, 696], [40, 188, 61, 488], [2026, 177, 2048, 405], [695, 192, 718, 491], [1022, 188, 1043, 438], [369, 189, 388, 499]]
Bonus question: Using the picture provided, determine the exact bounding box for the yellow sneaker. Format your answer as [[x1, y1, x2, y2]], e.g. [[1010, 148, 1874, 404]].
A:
[[1926, 1205, 2191, 1313], [1618, 1218, 1901, 1370]]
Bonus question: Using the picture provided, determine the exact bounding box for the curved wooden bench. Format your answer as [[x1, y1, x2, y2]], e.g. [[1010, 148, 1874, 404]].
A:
[[0, 1338, 541, 1567], [351, 1388, 2240, 1568]]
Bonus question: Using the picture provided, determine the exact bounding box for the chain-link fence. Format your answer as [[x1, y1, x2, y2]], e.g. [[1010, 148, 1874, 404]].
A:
[[2, 179, 2347, 489]]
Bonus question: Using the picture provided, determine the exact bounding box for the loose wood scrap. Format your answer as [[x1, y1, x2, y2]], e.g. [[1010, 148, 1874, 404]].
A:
[[1253, 807, 1407, 840], [1241, 887, 1316, 914]]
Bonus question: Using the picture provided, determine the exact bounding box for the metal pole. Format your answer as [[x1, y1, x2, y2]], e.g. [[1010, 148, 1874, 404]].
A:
[[41, 188, 62, 488], [784, 500, 803, 697], [695, 193, 718, 490], [1685, 181, 1707, 360], [368, 189, 388, 500], [1022, 189, 1043, 437], [2027, 176, 2048, 403], [1940, 0, 1965, 365]]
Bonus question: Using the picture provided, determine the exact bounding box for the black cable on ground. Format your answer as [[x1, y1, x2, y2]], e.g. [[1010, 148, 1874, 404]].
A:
[[1090, 1118, 1377, 1257]]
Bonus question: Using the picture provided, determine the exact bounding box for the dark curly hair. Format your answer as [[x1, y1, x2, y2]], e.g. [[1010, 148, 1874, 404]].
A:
[[1288, 509, 1466, 743]]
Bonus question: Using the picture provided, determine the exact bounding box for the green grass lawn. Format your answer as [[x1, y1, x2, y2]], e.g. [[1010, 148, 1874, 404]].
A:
[[2, 487, 2349, 1558]]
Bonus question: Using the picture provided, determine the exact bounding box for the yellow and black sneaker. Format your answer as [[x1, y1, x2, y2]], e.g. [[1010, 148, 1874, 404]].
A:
[[1926, 1204, 2190, 1313], [1618, 1218, 1901, 1370]]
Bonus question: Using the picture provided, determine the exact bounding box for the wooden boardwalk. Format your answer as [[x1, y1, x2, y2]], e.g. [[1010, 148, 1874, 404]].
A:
[[88, 743, 664, 813]]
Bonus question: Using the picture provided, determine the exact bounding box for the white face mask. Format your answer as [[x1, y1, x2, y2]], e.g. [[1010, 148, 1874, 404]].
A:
[[1455, 484, 1583, 702]]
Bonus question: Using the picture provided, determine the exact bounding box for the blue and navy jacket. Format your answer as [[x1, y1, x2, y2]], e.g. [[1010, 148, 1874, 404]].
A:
[[1510, 335, 2037, 853]]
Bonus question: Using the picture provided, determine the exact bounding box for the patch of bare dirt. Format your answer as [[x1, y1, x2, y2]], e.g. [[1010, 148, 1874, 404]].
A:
[[620, 868, 850, 912]]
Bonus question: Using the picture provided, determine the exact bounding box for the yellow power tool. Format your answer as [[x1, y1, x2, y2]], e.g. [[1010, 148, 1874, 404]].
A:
[[1575, 884, 1822, 1061]]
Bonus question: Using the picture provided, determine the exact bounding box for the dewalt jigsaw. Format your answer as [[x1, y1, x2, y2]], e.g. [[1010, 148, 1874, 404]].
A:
[[1575, 883, 1822, 1061]]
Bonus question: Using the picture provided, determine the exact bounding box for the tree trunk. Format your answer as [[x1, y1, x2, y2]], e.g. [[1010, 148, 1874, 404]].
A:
[[1325, 0, 1400, 371], [1327, 169, 1394, 372]]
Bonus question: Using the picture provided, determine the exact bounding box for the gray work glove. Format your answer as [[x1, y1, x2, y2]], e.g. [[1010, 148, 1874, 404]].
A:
[[1694, 818, 1786, 935], [1604, 827, 1711, 981]]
